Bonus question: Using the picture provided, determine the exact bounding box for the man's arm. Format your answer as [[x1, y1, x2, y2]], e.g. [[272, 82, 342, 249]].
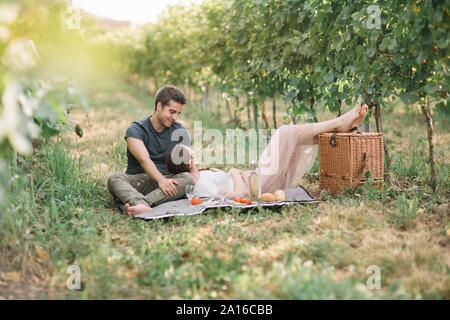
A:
[[126, 137, 179, 196]]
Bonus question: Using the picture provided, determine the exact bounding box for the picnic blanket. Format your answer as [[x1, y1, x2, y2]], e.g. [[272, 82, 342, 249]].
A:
[[116, 186, 319, 220]]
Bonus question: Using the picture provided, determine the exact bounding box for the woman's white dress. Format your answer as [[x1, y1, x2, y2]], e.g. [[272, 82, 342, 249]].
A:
[[238, 124, 318, 194], [256, 124, 318, 193], [193, 170, 234, 198], [194, 124, 318, 196]]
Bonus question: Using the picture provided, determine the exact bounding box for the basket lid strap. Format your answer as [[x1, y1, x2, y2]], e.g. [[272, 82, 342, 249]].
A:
[[350, 151, 371, 190]]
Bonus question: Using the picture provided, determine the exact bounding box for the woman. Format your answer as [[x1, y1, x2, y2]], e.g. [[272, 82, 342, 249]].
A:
[[167, 102, 369, 199]]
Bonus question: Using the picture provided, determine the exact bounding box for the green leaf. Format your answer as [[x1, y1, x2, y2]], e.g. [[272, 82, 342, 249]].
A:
[[366, 46, 376, 58], [393, 53, 402, 64], [399, 92, 419, 106], [370, 30, 380, 42], [423, 83, 438, 95], [323, 70, 334, 83], [356, 45, 364, 58], [435, 101, 449, 116], [437, 36, 448, 49], [388, 39, 398, 51]]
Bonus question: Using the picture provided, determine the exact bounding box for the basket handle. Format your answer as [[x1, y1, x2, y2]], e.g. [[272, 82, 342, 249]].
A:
[[330, 132, 338, 147], [330, 127, 361, 147], [350, 151, 371, 190], [348, 127, 361, 134]]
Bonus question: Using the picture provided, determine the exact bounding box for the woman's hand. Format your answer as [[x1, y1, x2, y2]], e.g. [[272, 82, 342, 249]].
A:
[[191, 171, 199, 184], [226, 188, 248, 199], [228, 168, 248, 198], [190, 165, 200, 184]]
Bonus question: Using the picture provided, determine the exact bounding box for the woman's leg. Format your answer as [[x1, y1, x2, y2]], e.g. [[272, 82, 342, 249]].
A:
[[294, 102, 369, 145], [257, 102, 368, 193]]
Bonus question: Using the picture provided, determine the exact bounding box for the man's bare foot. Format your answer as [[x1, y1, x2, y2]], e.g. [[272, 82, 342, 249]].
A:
[[125, 203, 152, 217], [337, 102, 369, 132]]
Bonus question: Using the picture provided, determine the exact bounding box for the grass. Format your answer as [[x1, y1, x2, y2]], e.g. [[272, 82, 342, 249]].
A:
[[0, 81, 449, 299]]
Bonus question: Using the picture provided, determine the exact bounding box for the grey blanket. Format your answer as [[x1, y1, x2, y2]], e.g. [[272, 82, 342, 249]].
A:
[[116, 186, 319, 220]]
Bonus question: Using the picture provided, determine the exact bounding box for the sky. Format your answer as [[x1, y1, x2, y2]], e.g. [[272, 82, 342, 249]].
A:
[[72, 0, 198, 24]]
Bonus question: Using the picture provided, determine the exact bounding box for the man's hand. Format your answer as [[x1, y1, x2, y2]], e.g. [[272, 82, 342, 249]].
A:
[[158, 177, 179, 197]]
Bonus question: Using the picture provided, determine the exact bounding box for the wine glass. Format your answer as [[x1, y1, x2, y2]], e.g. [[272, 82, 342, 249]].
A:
[[185, 184, 195, 201], [215, 182, 226, 204]]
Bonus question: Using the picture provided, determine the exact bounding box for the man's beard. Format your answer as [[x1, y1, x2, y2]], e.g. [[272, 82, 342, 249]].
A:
[[159, 115, 173, 127]]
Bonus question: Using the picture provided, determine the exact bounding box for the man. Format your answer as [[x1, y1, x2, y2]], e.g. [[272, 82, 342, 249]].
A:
[[107, 85, 197, 217]]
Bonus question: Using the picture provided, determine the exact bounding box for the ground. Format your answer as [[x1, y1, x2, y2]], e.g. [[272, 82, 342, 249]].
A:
[[0, 81, 448, 299]]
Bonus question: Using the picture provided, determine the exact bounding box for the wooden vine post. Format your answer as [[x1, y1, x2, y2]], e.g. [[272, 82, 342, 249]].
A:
[[374, 101, 392, 175], [420, 97, 437, 192], [272, 92, 277, 129]]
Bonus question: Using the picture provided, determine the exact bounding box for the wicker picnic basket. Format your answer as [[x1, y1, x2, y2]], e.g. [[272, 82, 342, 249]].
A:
[[318, 128, 384, 194]]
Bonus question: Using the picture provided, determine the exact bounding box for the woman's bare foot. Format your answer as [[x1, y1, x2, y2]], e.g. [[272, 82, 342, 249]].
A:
[[125, 203, 152, 217], [336, 102, 369, 132]]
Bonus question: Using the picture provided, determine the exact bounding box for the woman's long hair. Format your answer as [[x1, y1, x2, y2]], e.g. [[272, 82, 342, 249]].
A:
[[165, 144, 193, 174]]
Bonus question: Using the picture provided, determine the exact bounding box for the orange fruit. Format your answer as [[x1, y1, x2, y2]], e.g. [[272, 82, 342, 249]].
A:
[[241, 198, 252, 204], [191, 198, 202, 205], [234, 197, 242, 203]]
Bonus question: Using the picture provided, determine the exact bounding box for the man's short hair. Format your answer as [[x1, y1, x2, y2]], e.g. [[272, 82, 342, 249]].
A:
[[155, 85, 187, 111]]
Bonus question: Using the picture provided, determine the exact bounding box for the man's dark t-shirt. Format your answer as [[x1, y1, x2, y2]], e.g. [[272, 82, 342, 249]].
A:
[[124, 115, 191, 175]]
